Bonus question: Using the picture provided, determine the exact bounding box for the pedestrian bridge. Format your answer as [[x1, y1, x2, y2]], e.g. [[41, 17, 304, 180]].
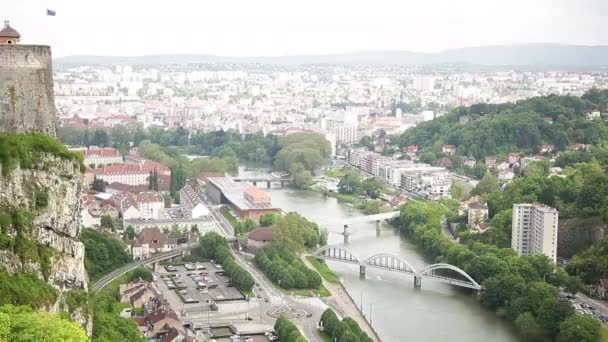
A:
[[312, 244, 482, 291]]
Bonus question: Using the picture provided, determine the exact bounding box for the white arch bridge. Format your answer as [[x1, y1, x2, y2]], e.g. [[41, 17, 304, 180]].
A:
[[312, 244, 482, 291]]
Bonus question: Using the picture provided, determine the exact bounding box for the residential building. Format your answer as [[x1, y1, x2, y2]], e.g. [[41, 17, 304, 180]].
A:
[[511, 204, 559, 262], [540, 144, 555, 154], [587, 109, 601, 120], [118, 191, 165, 220], [468, 203, 489, 228], [95, 161, 170, 186], [442, 145, 456, 156], [78, 148, 123, 166], [126, 227, 176, 259], [462, 156, 476, 168], [401, 169, 452, 200], [485, 156, 497, 167]]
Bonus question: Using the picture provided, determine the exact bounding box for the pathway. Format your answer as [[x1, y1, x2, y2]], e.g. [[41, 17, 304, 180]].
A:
[[301, 255, 382, 342]]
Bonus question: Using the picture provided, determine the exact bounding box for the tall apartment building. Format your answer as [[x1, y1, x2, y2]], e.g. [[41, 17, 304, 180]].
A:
[[511, 204, 559, 262]]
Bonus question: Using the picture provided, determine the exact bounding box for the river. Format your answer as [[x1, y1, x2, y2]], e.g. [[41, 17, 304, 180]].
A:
[[239, 166, 519, 342]]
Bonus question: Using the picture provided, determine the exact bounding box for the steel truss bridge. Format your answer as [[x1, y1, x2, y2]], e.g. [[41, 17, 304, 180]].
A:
[[312, 244, 482, 291]]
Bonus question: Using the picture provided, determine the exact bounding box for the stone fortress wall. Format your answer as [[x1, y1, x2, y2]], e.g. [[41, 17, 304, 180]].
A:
[[0, 44, 57, 137]]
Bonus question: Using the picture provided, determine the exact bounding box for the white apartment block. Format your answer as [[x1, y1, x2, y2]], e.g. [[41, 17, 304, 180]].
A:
[[511, 204, 559, 263], [401, 169, 452, 200], [378, 160, 415, 186], [348, 148, 374, 169]]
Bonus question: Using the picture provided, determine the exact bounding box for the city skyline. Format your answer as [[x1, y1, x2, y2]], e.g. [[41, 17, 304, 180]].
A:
[[2, 0, 607, 57]]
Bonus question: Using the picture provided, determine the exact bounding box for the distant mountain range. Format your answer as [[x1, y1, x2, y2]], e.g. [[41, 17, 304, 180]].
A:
[[54, 44, 608, 68]]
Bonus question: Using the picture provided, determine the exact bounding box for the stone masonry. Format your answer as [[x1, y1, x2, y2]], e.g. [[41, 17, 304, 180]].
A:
[[0, 44, 57, 137]]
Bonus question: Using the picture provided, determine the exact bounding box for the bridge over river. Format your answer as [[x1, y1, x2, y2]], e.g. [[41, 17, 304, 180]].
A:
[[312, 244, 482, 291]]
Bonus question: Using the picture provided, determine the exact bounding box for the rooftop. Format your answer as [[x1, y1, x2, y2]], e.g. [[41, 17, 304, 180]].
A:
[[0, 21, 20, 38], [247, 227, 272, 242]]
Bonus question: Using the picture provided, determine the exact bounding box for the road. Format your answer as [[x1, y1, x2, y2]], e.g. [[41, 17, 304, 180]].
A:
[[198, 191, 326, 342], [91, 243, 197, 293], [441, 218, 457, 242]]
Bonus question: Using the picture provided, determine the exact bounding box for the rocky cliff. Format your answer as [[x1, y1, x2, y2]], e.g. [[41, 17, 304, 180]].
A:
[[0, 146, 90, 332]]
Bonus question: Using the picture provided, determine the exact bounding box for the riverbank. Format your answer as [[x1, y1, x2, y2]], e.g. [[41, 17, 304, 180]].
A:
[[301, 255, 382, 342]]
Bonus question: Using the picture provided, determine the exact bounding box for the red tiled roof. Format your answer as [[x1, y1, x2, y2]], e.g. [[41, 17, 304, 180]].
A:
[[136, 228, 169, 249], [132, 317, 146, 327], [96, 161, 169, 176], [81, 148, 122, 158], [248, 227, 272, 242], [147, 309, 179, 325]]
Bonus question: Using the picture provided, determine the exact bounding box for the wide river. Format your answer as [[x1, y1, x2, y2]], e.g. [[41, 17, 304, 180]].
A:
[[240, 166, 519, 342]]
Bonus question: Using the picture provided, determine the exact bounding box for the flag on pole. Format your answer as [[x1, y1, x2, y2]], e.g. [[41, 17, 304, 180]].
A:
[[46, 9, 56, 16]]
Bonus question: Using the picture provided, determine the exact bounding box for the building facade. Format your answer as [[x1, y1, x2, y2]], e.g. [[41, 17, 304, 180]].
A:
[[511, 204, 559, 262]]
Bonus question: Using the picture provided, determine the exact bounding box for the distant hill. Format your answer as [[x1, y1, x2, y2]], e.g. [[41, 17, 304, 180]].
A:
[[55, 44, 608, 67]]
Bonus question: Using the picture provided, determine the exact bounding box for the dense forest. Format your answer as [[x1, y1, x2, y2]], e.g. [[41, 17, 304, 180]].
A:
[[397, 89, 608, 160]]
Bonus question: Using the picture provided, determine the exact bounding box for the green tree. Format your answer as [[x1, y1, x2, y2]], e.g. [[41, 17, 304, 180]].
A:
[[469, 163, 488, 179], [292, 169, 314, 189], [259, 213, 277, 227], [557, 313, 602, 342], [100, 215, 115, 231], [564, 275, 584, 295], [536, 298, 575, 337], [271, 213, 320, 252], [0, 305, 88, 342], [420, 151, 437, 164], [123, 225, 136, 240], [339, 330, 361, 342], [81, 228, 132, 280], [514, 312, 544, 342], [361, 177, 384, 199], [481, 274, 527, 310], [338, 171, 362, 194], [451, 180, 465, 200], [471, 173, 499, 196]]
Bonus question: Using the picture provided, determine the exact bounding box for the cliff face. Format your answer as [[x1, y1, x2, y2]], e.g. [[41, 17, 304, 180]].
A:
[[0, 153, 90, 331]]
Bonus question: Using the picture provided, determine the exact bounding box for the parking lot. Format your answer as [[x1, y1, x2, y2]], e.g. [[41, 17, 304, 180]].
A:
[[157, 262, 245, 305]]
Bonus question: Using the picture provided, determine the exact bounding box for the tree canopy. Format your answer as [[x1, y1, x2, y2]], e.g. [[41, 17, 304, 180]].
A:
[[398, 89, 608, 160], [0, 304, 88, 342]]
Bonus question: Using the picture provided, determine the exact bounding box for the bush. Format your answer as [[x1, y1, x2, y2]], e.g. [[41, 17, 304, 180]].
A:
[[0, 132, 83, 176], [0, 268, 58, 309], [274, 314, 305, 342], [319, 309, 372, 342], [255, 249, 322, 290], [35, 191, 49, 209]]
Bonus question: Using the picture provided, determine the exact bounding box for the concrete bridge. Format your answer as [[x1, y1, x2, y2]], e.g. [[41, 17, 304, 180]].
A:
[[232, 177, 292, 188], [312, 244, 482, 291], [336, 211, 400, 243]]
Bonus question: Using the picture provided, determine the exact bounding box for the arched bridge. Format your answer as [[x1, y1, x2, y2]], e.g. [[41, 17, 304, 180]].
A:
[[312, 244, 481, 291]]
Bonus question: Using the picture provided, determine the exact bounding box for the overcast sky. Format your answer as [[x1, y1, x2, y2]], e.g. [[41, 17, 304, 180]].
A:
[[2, 0, 607, 57]]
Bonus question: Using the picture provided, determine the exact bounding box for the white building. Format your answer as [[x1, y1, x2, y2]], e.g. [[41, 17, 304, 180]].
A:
[[94, 162, 170, 186], [401, 169, 452, 200], [83, 148, 123, 166], [119, 191, 165, 221], [511, 204, 559, 263], [468, 203, 489, 228]]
